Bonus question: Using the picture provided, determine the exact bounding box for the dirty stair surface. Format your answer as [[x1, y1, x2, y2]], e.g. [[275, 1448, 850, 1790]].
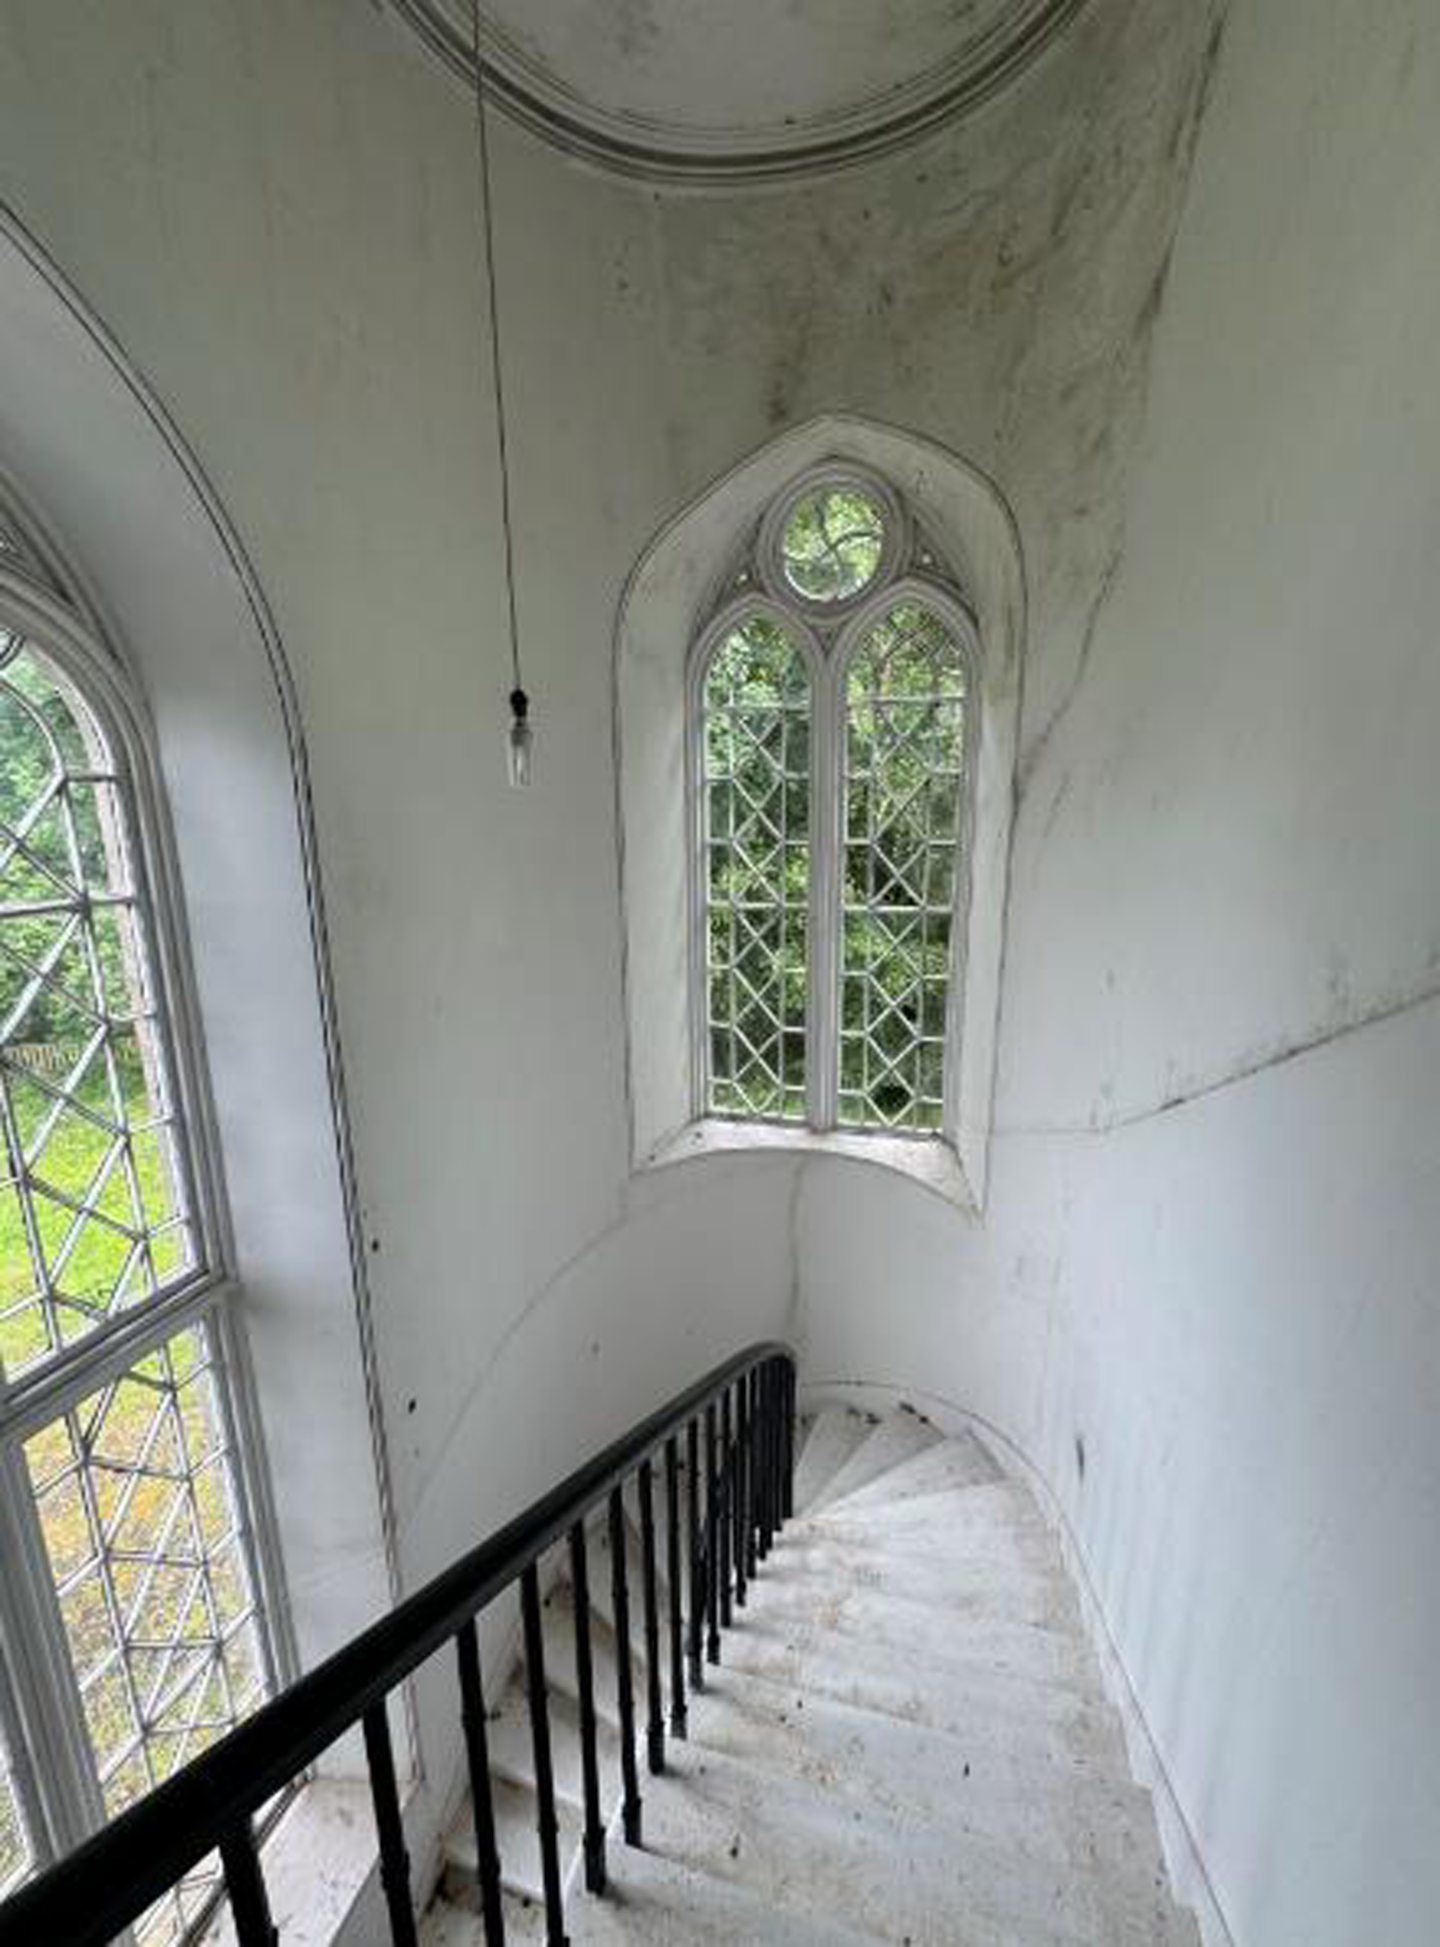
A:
[[423, 1405, 1199, 1945]]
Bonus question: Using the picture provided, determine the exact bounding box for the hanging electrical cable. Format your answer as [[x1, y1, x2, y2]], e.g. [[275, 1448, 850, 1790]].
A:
[[472, 1, 533, 786]]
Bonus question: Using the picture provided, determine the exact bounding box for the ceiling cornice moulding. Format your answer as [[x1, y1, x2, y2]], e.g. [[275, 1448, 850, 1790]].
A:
[[381, 0, 1092, 185]]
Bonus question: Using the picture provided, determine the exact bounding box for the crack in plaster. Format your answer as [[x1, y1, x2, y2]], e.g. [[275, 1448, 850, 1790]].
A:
[[995, 973, 1440, 1140], [402, 1202, 630, 1529], [1018, 541, 1121, 796]]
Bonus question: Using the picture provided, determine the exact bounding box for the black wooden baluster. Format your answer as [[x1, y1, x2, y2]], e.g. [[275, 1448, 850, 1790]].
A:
[[637, 1461, 666, 1774], [718, 1389, 734, 1630], [520, 1565, 568, 1945], [774, 1364, 787, 1533], [608, 1487, 643, 1844], [363, 1702, 418, 1947], [686, 1416, 704, 1690], [568, 1523, 606, 1896], [734, 1381, 748, 1608], [745, 1369, 760, 1580], [704, 1403, 721, 1664], [757, 1367, 773, 1560], [664, 1436, 687, 1737], [770, 1365, 783, 1555], [456, 1618, 506, 1942], [219, 1816, 277, 1947], [782, 1361, 796, 1523]]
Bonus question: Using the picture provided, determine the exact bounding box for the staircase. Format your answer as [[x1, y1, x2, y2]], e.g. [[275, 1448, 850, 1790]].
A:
[[423, 1404, 1200, 1946]]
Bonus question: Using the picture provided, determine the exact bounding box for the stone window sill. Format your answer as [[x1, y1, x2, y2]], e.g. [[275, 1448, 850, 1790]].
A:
[[642, 1117, 976, 1213]]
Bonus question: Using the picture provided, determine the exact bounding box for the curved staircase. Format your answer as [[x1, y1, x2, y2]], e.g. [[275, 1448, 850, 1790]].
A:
[[423, 1405, 1200, 1945]]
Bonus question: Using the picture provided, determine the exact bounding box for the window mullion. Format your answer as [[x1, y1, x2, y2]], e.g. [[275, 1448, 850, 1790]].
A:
[[0, 1436, 106, 1861], [808, 649, 841, 1132]]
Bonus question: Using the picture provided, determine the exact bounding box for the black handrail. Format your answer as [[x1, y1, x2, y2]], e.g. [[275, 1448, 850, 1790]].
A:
[[0, 1341, 796, 1947]]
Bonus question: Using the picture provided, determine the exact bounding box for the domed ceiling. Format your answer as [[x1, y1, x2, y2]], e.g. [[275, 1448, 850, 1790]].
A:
[[386, 0, 1089, 180]]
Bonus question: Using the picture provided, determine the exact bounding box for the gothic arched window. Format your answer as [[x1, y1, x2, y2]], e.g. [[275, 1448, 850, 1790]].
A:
[[691, 468, 976, 1139], [0, 501, 279, 1942]]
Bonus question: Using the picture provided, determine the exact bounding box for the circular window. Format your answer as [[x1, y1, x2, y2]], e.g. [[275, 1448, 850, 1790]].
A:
[[779, 483, 889, 605]]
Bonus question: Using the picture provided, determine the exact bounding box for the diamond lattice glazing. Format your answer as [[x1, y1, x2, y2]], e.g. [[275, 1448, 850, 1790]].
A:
[[24, 1317, 268, 1936], [702, 616, 811, 1121], [839, 602, 967, 1132], [0, 640, 194, 1383]]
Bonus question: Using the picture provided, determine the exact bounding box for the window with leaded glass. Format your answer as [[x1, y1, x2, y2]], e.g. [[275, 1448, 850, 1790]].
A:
[[0, 523, 280, 1944], [699, 615, 811, 1121], [840, 603, 967, 1131], [689, 466, 975, 1145]]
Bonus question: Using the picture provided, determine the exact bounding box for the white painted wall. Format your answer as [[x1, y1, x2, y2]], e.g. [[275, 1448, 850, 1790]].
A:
[[1, 2, 1433, 1943]]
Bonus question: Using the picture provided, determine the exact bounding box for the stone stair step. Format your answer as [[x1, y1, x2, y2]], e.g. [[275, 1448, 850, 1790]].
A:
[[682, 1661, 1167, 1895], [755, 1542, 1084, 1637], [820, 1430, 1006, 1512], [636, 1738, 1198, 1947], [443, 1774, 584, 1910], [798, 1476, 1044, 1543], [718, 1601, 1112, 1724], [804, 1409, 946, 1514], [793, 1407, 873, 1513], [567, 1844, 885, 1944]]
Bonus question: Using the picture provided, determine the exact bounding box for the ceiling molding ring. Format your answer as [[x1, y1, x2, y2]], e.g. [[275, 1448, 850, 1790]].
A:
[[381, 0, 1094, 186]]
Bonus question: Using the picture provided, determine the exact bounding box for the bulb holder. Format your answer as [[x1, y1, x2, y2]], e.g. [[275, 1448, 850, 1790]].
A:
[[507, 687, 533, 788]]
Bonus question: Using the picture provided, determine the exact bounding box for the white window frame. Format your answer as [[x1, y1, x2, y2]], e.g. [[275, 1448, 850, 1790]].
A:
[[0, 507, 292, 1903], [685, 467, 983, 1149]]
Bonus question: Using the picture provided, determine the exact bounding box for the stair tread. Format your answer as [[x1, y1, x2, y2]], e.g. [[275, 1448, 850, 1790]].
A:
[[569, 1845, 886, 1944], [682, 1661, 1167, 1890], [445, 1774, 585, 1905], [637, 1737, 1198, 1947], [710, 1609, 1122, 1762], [820, 1429, 1006, 1512], [805, 1409, 946, 1514], [796, 1476, 1044, 1539], [753, 1543, 1084, 1638], [793, 1407, 873, 1512]]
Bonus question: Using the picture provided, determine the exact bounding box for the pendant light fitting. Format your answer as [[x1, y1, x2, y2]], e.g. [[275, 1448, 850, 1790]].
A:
[[472, 4, 533, 787]]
